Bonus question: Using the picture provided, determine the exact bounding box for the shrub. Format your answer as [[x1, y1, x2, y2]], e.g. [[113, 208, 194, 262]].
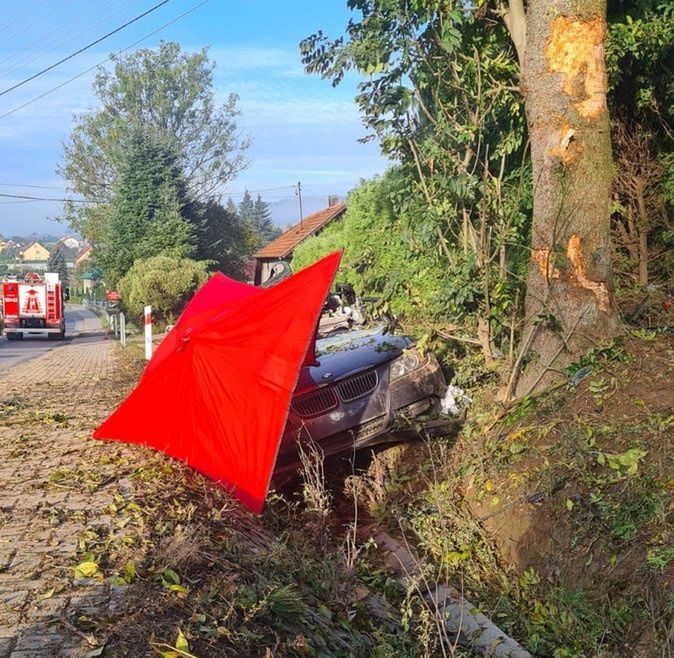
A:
[[118, 254, 209, 325], [293, 171, 454, 323]]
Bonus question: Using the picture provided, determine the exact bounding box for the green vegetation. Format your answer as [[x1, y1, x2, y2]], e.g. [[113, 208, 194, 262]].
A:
[[299, 1, 674, 392], [46, 244, 69, 285], [117, 255, 209, 325], [294, 171, 458, 323], [59, 41, 248, 243], [59, 42, 256, 316], [97, 132, 196, 287], [234, 190, 281, 247]]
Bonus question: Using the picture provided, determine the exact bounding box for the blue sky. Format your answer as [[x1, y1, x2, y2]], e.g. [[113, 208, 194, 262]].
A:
[[0, 0, 388, 235]]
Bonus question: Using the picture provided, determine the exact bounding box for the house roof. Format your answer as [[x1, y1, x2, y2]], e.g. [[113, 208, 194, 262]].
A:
[[254, 203, 346, 260], [19, 241, 47, 255], [76, 245, 92, 260]]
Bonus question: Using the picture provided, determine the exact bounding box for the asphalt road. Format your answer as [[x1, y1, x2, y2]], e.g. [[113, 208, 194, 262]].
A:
[[0, 304, 104, 373]]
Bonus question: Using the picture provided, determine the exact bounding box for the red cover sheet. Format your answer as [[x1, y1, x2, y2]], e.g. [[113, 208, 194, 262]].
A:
[[93, 251, 341, 512]]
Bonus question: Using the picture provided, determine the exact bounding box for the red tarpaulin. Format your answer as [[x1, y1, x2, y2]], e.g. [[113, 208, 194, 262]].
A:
[[93, 251, 341, 513]]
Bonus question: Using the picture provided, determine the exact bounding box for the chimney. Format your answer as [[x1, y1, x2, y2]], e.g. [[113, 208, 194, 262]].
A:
[[328, 195, 340, 207]]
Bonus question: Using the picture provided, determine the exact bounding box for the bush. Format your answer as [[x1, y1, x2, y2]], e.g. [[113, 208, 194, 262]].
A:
[[293, 170, 469, 323], [118, 255, 209, 325]]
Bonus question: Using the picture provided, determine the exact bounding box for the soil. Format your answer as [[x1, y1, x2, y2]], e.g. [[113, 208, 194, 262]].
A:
[[455, 334, 674, 654]]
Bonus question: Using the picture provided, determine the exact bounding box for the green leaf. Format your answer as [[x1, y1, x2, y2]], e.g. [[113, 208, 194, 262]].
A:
[[175, 629, 189, 651], [124, 561, 136, 584], [74, 561, 99, 579], [165, 583, 189, 594]]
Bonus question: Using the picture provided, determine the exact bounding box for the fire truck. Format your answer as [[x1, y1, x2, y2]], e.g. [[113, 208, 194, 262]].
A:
[[1, 272, 66, 340]]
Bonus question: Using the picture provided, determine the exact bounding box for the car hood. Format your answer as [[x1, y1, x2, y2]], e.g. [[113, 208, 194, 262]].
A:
[[295, 327, 412, 394]]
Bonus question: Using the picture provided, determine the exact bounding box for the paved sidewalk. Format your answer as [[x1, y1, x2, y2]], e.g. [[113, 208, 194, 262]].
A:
[[0, 338, 132, 657]]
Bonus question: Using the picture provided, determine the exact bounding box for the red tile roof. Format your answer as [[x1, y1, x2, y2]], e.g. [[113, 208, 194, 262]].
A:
[[254, 203, 346, 259]]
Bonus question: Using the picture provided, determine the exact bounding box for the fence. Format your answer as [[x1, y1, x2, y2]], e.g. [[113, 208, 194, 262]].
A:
[[82, 298, 108, 318], [108, 311, 127, 347]]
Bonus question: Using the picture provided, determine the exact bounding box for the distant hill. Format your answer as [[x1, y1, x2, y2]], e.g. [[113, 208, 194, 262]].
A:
[[4, 232, 75, 244]]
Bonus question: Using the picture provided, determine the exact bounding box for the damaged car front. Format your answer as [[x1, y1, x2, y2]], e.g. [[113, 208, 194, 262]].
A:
[[274, 328, 453, 476]]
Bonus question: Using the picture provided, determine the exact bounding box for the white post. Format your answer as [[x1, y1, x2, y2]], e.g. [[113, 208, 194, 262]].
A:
[[120, 313, 126, 347], [144, 305, 152, 360]]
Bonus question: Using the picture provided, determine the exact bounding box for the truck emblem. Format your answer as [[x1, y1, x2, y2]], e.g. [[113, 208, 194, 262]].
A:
[[23, 289, 42, 314]]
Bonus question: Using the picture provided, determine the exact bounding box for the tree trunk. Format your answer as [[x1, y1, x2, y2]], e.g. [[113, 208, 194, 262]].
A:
[[516, 0, 621, 395]]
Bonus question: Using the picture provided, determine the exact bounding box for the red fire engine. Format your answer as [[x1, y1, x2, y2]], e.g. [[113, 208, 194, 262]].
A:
[[1, 272, 66, 340]]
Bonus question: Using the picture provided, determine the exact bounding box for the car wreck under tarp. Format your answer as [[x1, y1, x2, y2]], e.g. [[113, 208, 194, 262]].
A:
[[93, 251, 342, 513]]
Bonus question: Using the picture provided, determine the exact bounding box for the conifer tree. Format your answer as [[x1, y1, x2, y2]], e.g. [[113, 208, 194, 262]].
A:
[[238, 190, 255, 224], [98, 132, 195, 286], [47, 244, 69, 286], [252, 194, 281, 244], [226, 197, 238, 217]]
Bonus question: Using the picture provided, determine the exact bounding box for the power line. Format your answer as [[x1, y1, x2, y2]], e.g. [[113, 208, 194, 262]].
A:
[[0, 0, 73, 51], [0, 0, 173, 99], [0, 0, 212, 120], [0, 0, 50, 35], [0, 192, 86, 203], [221, 185, 297, 197], [0, 0, 133, 78], [0, 183, 68, 190]]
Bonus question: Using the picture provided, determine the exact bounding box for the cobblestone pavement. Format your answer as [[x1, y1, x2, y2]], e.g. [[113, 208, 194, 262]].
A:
[[0, 337, 136, 657]]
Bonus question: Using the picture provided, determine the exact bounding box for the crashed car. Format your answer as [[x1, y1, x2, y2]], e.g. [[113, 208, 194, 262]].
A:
[[274, 327, 452, 476]]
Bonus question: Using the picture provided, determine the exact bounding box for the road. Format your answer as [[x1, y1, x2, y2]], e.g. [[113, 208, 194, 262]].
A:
[[0, 304, 103, 373]]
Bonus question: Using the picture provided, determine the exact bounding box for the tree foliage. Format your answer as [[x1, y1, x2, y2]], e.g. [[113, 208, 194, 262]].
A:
[[607, 2, 674, 287], [97, 132, 196, 287], [192, 200, 258, 276], [59, 41, 249, 242], [302, 1, 673, 387], [237, 190, 281, 247], [47, 244, 69, 286], [117, 254, 209, 324], [293, 171, 451, 319], [301, 1, 530, 360], [252, 194, 281, 244]]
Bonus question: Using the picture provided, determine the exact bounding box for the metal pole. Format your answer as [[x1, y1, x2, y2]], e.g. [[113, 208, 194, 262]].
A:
[[296, 181, 303, 228], [120, 313, 126, 347]]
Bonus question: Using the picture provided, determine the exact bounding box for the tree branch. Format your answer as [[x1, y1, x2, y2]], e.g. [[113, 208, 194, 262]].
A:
[[500, 0, 526, 66]]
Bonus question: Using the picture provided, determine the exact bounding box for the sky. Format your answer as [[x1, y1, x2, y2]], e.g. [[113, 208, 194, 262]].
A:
[[0, 0, 388, 235]]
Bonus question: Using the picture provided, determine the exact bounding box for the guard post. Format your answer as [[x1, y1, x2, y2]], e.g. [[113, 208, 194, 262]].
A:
[[144, 305, 152, 360]]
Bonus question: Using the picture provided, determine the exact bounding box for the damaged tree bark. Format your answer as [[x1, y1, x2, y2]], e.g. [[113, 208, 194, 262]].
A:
[[513, 0, 621, 396]]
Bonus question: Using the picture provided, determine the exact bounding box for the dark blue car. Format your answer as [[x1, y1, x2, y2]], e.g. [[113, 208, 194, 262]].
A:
[[274, 327, 449, 475]]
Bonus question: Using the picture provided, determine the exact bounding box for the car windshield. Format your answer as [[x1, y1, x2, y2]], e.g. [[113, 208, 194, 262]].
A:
[[315, 326, 386, 356]]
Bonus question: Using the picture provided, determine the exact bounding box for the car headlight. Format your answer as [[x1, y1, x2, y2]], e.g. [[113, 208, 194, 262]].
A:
[[390, 351, 422, 381]]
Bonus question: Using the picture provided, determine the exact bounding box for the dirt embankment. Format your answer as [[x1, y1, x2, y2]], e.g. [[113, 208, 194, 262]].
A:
[[452, 334, 674, 655]]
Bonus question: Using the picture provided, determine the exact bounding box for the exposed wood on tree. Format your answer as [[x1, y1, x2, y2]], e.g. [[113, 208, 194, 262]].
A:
[[513, 0, 621, 396]]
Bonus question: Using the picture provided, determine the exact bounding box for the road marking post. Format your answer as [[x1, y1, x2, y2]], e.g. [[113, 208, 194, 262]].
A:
[[120, 313, 126, 347], [144, 305, 152, 360]]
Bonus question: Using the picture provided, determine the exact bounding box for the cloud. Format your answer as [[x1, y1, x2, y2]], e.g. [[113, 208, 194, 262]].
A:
[[209, 45, 304, 78]]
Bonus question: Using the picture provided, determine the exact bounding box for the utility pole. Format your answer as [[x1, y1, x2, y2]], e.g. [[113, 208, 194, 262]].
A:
[[296, 181, 304, 228]]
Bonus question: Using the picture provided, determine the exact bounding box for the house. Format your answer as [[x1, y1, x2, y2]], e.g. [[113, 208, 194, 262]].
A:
[[58, 236, 80, 250], [75, 245, 93, 267], [18, 242, 50, 262], [80, 268, 102, 293], [253, 200, 346, 285]]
